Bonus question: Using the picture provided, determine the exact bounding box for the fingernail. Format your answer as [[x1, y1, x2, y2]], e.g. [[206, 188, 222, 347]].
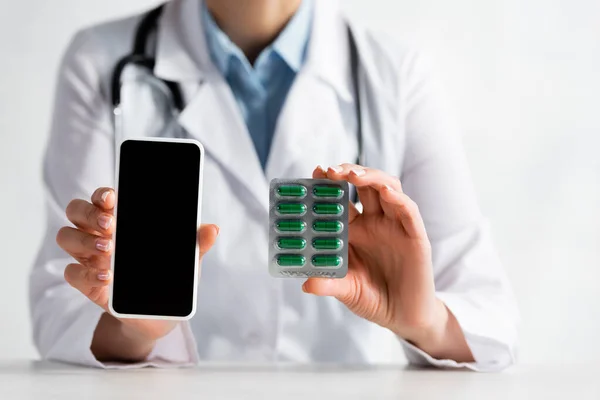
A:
[[214, 225, 220, 236], [350, 168, 365, 177], [101, 190, 112, 203], [98, 215, 112, 230], [384, 184, 395, 192], [301, 282, 307, 292], [97, 271, 111, 281], [96, 239, 112, 252], [329, 165, 343, 173], [317, 165, 326, 173]]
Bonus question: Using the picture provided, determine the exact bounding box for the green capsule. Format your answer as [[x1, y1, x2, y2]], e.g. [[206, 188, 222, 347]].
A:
[[313, 185, 343, 198], [277, 237, 307, 250], [277, 203, 307, 215], [276, 220, 306, 232], [312, 255, 342, 267], [313, 220, 343, 233], [277, 185, 307, 198], [313, 203, 343, 215], [312, 238, 342, 250], [277, 254, 306, 267]]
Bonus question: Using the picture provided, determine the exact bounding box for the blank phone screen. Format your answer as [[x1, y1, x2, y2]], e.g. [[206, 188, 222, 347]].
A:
[[111, 140, 201, 317]]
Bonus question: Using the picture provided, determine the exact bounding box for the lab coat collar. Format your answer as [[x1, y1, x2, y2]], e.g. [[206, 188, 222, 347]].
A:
[[154, 0, 352, 101], [154, 0, 212, 82], [272, 0, 314, 73], [303, 0, 353, 102]]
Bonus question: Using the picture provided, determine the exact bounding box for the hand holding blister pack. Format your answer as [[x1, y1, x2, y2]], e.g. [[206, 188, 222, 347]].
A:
[[269, 179, 349, 278]]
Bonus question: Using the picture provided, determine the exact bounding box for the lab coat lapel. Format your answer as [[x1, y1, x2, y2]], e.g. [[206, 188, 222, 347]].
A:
[[265, 0, 357, 180], [178, 79, 269, 211], [265, 75, 356, 180], [153, 0, 269, 212]]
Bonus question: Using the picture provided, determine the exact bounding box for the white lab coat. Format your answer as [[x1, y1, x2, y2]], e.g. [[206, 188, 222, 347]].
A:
[[30, 0, 519, 371]]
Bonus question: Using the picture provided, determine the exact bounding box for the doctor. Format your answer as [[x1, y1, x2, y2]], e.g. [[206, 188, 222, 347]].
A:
[[31, 0, 518, 370]]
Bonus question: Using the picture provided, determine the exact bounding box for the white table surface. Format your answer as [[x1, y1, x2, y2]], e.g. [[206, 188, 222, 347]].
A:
[[0, 360, 597, 400]]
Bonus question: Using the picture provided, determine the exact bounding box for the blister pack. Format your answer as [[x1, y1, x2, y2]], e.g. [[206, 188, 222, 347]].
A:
[[268, 179, 349, 278]]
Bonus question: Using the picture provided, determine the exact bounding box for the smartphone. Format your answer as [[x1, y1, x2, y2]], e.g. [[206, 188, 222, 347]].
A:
[[109, 138, 204, 320]]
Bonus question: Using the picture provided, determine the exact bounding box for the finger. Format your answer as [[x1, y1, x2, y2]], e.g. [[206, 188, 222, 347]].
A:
[[66, 199, 114, 235], [347, 200, 360, 224], [302, 270, 358, 307], [302, 244, 363, 305], [379, 185, 427, 239], [91, 187, 116, 211], [326, 164, 393, 214], [198, 224, 219, 259], [346, 167, 402, 192], [355, 186, 381, 215], [312, 165, 328, 179], [348, 167, 402, 214], [302, 275, 352, 299], [56, 227, 114, 259], [326, 165, 378, 213], [64, 263, 111, 295], [326, 164, 402, 191], [348, 167, 381, 215], [64, 263, 110, 309], [325, 163, 360, 176]]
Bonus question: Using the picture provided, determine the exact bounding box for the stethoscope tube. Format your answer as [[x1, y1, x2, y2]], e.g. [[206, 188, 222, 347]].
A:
[[347, 24, 365, 168]]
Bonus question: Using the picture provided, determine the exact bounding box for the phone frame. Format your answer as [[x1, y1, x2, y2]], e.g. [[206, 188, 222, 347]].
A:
[[108, 137, 205, 321]]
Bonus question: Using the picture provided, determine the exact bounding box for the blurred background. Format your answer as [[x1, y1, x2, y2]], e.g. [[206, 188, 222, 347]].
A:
[[0, 0, 598, 364]]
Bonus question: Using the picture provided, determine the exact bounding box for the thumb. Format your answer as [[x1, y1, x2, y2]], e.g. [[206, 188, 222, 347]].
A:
[[198, 224, 219, 259], [302, 273, 357, 306]]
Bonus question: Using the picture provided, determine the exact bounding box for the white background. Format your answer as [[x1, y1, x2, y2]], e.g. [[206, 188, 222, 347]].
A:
[[1, 0, 599, 364]]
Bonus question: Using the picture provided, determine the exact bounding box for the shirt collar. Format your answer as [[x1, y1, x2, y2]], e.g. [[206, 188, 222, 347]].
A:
[[271, 0, 313, 72], [201, 0, 313, 75]]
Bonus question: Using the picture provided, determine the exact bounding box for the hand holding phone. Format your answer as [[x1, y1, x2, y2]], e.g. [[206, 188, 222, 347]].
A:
[[57, 138, 216, 350], [57, 187, 218, 345]]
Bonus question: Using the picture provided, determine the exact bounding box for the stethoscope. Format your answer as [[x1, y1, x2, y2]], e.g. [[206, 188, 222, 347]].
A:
[[110, 3, 365, 200]]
